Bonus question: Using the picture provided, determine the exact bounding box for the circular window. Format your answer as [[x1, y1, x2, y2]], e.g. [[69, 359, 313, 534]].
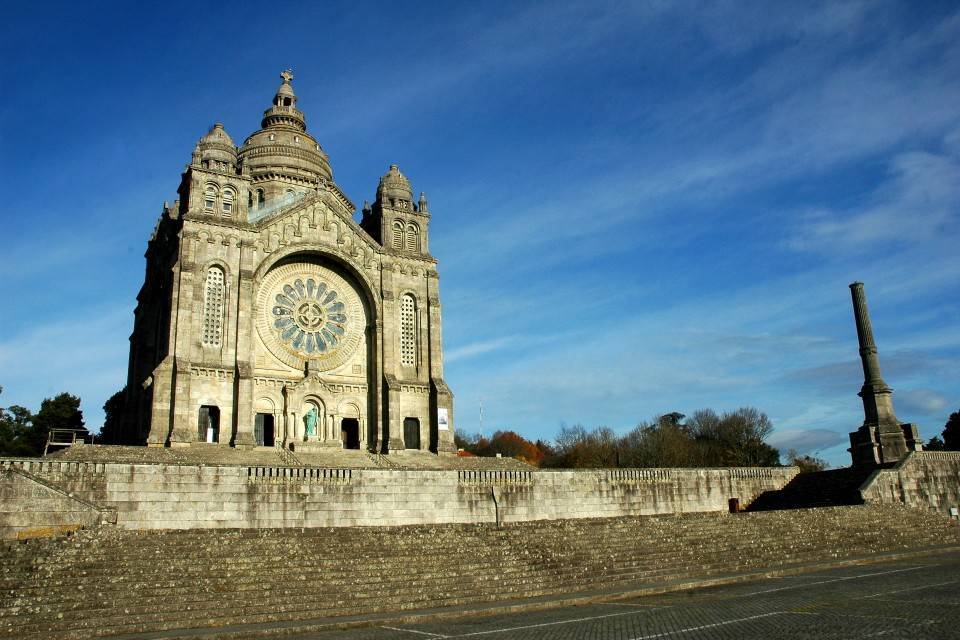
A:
[[257, 263, 365, 370]]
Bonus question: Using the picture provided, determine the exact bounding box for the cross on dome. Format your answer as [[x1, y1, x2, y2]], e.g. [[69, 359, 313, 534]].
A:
[[280, 69, 294, 83]]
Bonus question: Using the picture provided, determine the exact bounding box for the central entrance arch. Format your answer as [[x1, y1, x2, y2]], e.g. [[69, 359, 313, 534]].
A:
[[254, 248, 381, 452]]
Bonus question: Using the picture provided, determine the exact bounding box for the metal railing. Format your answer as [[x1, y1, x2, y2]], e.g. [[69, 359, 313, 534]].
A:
[[44, 429, 92, 456]]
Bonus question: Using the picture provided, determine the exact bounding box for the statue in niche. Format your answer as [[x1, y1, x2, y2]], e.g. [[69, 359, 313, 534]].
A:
[[303, 407, 318, 438]]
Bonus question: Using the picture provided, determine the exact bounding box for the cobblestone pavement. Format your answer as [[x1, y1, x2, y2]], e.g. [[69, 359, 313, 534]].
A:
[[286, 551, 960, 639]]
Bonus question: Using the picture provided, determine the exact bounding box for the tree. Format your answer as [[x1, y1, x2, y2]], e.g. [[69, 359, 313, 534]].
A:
[[785, 448, 829, 473], [0, 387, 36, 456], [486, 430, 546, 466], [545, 424, 619, 468], [454, 430, 548, 466], [459, 406, 782, 470], [99, 388, 127, 444], [925, 436, 945, 451], [619, 415, 697, 468], [714, 407, 779, 466], [454, 431, 478, 451], [30, 393, 85, 454], [943, 411, 960, 451], [687, 407, 779, 467]]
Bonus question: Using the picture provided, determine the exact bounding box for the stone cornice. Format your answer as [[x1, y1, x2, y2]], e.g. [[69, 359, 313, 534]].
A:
[[381, 247, 438, 265], [188, 164, 249, 182], [183, 211, 254, 232]]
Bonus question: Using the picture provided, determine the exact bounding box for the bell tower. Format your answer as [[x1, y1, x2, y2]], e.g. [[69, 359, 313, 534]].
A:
[[360, 164, 430, 256]]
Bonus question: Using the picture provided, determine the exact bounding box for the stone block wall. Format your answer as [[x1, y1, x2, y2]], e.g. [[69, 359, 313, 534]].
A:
[[0, 467, 113, 539], [0, 458, 797, 534], [860, 451, 960, 515]]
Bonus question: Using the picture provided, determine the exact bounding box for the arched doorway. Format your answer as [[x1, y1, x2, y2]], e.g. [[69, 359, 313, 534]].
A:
[[254, 413, 275, 447], [403, 417, 420, 450], [341, 418, 360, 449], [198, 406, 219, 443]]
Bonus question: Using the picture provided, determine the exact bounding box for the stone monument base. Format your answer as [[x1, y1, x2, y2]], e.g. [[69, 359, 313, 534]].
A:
[[849, 422, 924, 467], [291, 440, 344, 453]]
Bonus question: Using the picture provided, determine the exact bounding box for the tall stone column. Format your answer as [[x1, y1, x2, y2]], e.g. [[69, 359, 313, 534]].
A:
[[850, 283, 899, 429], [847, 282, 911, 465]]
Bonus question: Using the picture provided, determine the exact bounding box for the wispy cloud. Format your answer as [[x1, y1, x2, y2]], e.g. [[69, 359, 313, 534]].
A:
[[787, 149, 960, 253], [445, 337, 516, 364], [897, 388, 952, 416]]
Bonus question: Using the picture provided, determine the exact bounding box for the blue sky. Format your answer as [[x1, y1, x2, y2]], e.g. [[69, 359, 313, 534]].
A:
[[1, 1, 957, 467]]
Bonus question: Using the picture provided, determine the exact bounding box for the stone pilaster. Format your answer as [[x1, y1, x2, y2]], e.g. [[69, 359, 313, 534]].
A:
[[168, 358, 195, 446], [232, 244, 258, 447], [426, 270, 456, 453], [383, 374, 405, 451], [234, 361, 256, 447], [146, 358, 174, 446], [369, 320, 385, 453]]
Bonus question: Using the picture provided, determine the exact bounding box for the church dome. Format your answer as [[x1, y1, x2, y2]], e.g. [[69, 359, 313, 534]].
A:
[[238, 70, 332, 190], [195, 123, 237, 169], [376, 164, 413, 207]]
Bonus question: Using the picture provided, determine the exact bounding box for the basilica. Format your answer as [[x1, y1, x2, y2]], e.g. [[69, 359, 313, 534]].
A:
[[122, 70, 456, 454]]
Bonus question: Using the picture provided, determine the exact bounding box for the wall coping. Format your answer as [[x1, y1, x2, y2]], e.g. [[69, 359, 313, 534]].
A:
[[1, 457, 800, 478]]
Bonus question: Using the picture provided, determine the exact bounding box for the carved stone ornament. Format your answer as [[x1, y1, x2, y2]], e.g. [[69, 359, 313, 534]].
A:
[[256, 262, 365, 371]]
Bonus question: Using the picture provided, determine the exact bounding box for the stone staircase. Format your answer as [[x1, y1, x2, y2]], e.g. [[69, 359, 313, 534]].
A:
[[274, 444, 301, 467], [48, 444, 533, 471], [747, 467, 877, 511], [1, 505, 958, 639], [366, 451, 401, 468]]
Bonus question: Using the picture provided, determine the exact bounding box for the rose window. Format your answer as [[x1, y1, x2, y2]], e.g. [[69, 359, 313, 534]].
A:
[[272, 278, 348, 355], [256, 263, 365, 371]]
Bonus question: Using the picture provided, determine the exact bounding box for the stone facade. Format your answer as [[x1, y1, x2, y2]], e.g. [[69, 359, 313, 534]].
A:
[[123, 71, 455, 454]]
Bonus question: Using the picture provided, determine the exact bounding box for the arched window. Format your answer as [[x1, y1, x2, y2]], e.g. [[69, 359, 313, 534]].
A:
[[202, 267, 225, 347], [256, 189, 265, 210], [392, 221, 404, 250], [203, 185, 218, 212], [405, 223, 419, 252], [222, 188, 235, 215], [400, 294, 417, 367]]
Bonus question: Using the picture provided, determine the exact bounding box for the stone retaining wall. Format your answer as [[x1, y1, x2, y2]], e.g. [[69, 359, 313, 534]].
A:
[[0, 468, 114, 540], [0, 458, 797, 535], [860, 451, 960, 515]]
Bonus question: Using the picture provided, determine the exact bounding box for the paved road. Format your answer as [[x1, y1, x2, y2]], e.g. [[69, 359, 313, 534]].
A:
[[286, 551, 960, 640]]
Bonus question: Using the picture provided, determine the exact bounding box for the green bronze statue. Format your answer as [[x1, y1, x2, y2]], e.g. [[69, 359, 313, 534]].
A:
[[303, 407, 318, 438]]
